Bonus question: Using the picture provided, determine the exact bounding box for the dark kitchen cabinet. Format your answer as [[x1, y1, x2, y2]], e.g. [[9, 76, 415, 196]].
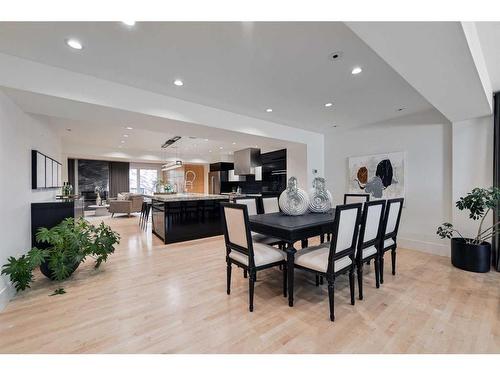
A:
[[261, 149, 287, 196]]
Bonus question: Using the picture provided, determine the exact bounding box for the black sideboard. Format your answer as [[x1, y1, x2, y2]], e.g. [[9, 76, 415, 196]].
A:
[[31, 198, 84, 248]]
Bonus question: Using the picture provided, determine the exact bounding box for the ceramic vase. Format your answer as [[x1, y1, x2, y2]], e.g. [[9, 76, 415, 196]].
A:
[[279, 177, 309, 216]]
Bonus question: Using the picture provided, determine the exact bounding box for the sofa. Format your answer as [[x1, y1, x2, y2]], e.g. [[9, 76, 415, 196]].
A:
[[108, 193, 144, 217]]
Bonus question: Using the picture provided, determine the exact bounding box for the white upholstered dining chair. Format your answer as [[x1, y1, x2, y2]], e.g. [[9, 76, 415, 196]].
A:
[[262, 197, 280, 213], [293, 203, 362, 321], [379, 198, 404, 284], [221, 202, 287, 312], [355, 199, 386, 299]]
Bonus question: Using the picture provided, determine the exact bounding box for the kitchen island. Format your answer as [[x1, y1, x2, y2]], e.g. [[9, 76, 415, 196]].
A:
[[147, 193, 229, 244]]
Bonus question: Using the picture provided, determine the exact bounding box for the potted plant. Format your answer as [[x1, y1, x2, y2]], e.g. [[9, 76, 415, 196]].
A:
[[437, 187, 500, 273], [1, 217, 120, 294]]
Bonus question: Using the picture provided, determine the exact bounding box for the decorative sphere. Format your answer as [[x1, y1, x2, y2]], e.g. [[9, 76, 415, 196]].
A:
[[308, 177, 333, 213], [279, 177, 309, 216]]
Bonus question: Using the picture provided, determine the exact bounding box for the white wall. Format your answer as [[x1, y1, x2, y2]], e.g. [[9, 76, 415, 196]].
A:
[[325, 109, 453, 256], [0, 90, 62, 311], [452, 116, 494, 238]]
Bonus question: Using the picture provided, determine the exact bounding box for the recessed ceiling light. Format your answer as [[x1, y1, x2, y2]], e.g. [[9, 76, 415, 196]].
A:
[[123, 134, 129, 137], [125, 126, 133, 130], [351, 67, 362, 75], [204, 139, 209, 141], [324, 102, 333, 108], [122, 21, 136, 26], [66, 38, 83, 50], [174, 79, 184, 86], [209, 150, 212, 153], [232, 142, 236, 145], [219, 146, 223, 150], [266, 108, 273, 113], [120, 140, 125, 143]]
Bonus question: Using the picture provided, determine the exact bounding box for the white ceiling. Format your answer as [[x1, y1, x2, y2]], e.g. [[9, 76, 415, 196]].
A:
[[476, 22, 500, 92], [0, 22, 434, 132], [3, 87, 294, 163]]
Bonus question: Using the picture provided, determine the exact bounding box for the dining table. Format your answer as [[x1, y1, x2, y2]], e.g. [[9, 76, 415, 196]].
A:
[[249, 210, 336, 307]]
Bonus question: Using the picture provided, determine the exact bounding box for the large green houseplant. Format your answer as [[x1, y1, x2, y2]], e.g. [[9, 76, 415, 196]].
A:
[[437, 187, 500, 273], [1, 217, 120, 293]]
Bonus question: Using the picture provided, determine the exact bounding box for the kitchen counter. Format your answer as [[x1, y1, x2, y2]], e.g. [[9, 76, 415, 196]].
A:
[[144, 193, 227, 202], [150, 194, 229, 244]]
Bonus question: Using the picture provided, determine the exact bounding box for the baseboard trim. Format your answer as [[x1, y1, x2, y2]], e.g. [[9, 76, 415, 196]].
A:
[[0, 282, 15, 313], [398, 237, 450, 257]]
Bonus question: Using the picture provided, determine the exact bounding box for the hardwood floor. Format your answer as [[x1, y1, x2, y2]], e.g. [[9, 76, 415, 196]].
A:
[[1, 214, 499, 353]]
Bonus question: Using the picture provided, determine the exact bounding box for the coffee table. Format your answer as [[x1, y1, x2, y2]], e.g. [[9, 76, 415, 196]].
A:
[[88, 204, 110, 216]]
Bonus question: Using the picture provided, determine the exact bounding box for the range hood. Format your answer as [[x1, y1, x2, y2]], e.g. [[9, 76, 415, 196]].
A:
[[234, 148, 261, 175]]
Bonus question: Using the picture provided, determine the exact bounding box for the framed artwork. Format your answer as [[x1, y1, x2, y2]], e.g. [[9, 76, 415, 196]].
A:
[[45, 157, 53, 188], [348, 151, 405, 199], [31, 150, 63, 189]]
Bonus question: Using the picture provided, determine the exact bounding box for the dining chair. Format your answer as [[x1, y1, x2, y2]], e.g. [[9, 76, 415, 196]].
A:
[[355, 199, 386, 299], [293, 203, 362, 321], [221, 202, 287, 312], [235, 197, 283, 247], [234, 198, 258, 215], [344, 193, 370, 204], [262, 196, 280, 213], [379, 198, 404, 284]]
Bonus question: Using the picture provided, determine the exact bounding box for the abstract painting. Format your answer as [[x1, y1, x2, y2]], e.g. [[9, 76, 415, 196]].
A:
[[348, 152, 405, 199]]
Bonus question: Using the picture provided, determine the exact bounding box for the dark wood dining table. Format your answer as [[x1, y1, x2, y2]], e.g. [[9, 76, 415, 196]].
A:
[[249, 210, 336, 307]]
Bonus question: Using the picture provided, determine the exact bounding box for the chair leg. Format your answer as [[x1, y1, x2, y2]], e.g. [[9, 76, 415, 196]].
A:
[[349, 267, 355, 305], [357, 263, 363, 300], [249, 271, 255, 312], [320, 234, 325, 244], [327, 277, 335, 322], [320, 276, 324, 285], [226, 263, 232, 295], [283, 264, 287, 297], [374, 257, 381, 288], [391, 249, 396, 275], [243, 269, 247, 278], [315, 274, 320, 286], [380, 255, 384, 284]]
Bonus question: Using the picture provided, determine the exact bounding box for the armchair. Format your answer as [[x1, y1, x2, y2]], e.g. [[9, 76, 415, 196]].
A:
[[109, 194, 144, 217]]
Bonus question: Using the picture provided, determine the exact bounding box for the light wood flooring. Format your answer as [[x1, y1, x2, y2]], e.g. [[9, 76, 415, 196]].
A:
[[1, 214, 499, 353]]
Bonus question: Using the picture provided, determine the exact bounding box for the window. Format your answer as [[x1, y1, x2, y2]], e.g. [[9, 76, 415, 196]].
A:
[[129, 166, 159, 195], [129, 168, 138, 193], [139, 169, 158, 195]]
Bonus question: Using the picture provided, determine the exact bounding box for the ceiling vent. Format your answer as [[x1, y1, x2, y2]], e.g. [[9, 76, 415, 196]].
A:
[[329, 51, 343, 61], [161, 136, 182, 148]]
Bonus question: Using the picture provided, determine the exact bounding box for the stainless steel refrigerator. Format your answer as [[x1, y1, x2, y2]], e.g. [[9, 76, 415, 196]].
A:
[[209, 171, 223, 194]]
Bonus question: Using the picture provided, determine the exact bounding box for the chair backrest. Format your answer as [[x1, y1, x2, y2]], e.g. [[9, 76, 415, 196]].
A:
[[234, 198, 258, 215], [327, 203, 362, 274], [262, 197, 280, 214], [356, 200, 386, 257], [344, 193, 370, 204], [220, 203, 255, 267], [130, 195, 144, 211], [381, 198, 404, 240]]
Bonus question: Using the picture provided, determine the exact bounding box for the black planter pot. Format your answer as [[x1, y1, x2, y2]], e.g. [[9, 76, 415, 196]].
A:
[[451, 238, 491, 273], [39, 260, 80, 280]]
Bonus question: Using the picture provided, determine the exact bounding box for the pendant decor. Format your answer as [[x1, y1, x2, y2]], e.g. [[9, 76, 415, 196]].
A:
[[308, 177, 332, 213], [279, 177, 309, 216]]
